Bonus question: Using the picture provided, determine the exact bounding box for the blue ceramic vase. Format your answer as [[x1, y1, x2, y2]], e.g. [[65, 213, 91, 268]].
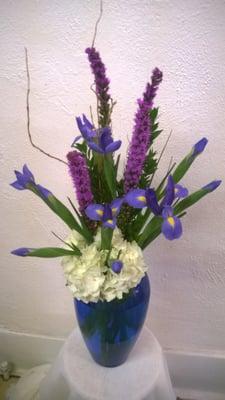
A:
[[74, 273, 150, 367]]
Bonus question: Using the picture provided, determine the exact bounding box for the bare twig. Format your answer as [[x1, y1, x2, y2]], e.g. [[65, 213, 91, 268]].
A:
[[91, 0, 103, 47], [25, 47, 68, 166]]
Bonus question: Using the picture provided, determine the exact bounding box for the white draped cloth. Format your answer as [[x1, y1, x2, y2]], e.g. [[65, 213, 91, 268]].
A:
[[39, 327, 176, 400]]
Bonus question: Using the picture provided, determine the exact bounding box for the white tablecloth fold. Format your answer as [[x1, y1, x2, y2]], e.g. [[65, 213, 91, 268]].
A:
[[39, 327, 176, 400]]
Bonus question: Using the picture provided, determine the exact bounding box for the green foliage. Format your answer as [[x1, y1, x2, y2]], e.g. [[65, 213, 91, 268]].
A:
[[29, 185, 92, 243], [174, 187, 211, 215], [103, 157, 117, 198], [138, 108, 163, 189], [101, 227, 113, 250], [24, 247, 81, 258]]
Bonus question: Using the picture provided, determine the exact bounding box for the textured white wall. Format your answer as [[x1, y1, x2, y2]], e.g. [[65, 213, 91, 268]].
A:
[[0, 0, 225, 353]]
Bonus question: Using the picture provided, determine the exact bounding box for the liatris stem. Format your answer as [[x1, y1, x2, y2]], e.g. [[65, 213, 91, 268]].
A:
[[85, 47, 111, 127], [67, 151, 94, 213], [124, 68, 163, 193]]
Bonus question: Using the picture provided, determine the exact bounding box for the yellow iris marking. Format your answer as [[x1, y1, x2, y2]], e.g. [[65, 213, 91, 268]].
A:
[[96, 209, 103, 216], [137, 196, 147, 203], [107, 219, 113, 224], [111, 207, 117, 215], [167, 217, 175, 227]]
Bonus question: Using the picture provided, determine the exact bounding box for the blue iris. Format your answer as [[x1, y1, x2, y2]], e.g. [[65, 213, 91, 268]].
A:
[[85, 198, 123, 229], [73, 114, 121, 154], [11, 247, 33, 257], [88, 127, 122, 154], [10, 165, 52, 199], [125, 175, 188, 240], [72, 114, 96, 145]]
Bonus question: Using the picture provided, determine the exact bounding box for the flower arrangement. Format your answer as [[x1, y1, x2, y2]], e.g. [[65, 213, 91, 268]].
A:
[[11, 46, 221, 304]]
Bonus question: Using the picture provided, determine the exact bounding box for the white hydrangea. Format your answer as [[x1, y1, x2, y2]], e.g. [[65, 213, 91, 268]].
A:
[[61, 228, 148, 303]]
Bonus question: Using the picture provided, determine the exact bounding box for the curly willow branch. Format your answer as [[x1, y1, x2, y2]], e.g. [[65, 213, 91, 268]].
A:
[[91, 0, 103, 47], [25, 47, 68, 166]]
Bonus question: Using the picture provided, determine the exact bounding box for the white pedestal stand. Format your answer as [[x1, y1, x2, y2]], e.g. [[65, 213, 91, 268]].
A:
[[8, 327, 176, 400]]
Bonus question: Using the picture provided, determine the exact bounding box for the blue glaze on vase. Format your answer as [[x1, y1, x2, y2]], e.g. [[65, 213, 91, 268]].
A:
[[74, 273, 150, 367]]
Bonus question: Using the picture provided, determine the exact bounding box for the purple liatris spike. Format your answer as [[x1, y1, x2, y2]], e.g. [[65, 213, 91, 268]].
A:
[[85, 47, 111, 127], [67, 151, 93, 213], [124, 68, 163, 192]]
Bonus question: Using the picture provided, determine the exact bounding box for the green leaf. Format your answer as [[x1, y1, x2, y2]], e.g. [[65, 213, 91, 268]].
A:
[[101, 227, 113, 250], [29, 185, 92, 243], [137, 215, 162, 249], [103, 157, 117, 198], [172, 142, 206, 184], [25, 247, 81, 258], [67, 197, 93, 243], [174, 187, 211, 215]]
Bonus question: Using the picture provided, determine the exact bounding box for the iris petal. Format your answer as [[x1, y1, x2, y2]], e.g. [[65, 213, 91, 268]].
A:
[[100, 128, 113, 150], [85, 204, 104, 221], [103, 219, 116, 229], [71, 135, 82, 145], [36, 184, 52, 199], [192, 137, 208, 157], [10, 181, 25, 190], [23, 164, 35, 182], [203, 180, 222, 192], [102, 204, 113, 221], [125, 189, 147, 208], [82, 114, 94, 130], [161, 175, 175, 207], [162, 215, 182, 240], [162, 205, 173, 219], [111, 198, 124, 216], [15, 170, 26, 186], [145, 189, 161, 215], [105, 140, 122, 153], [174, 184, 189, 199], [11, 247, 32, 256], [88, 141, 104, 153]]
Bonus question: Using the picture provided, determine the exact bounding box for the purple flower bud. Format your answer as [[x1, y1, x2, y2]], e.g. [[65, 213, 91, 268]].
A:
[[10, 164, 35, 190], [85, 47, 111, 126], [111, 260, 123, 274], [203, 180, 222, 192], [192, 138, 208, 157], [11, 247, 33, 257], [67, 151, 94, 213], [36, 184, 53, 199], [124, 68, 163, 192]]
